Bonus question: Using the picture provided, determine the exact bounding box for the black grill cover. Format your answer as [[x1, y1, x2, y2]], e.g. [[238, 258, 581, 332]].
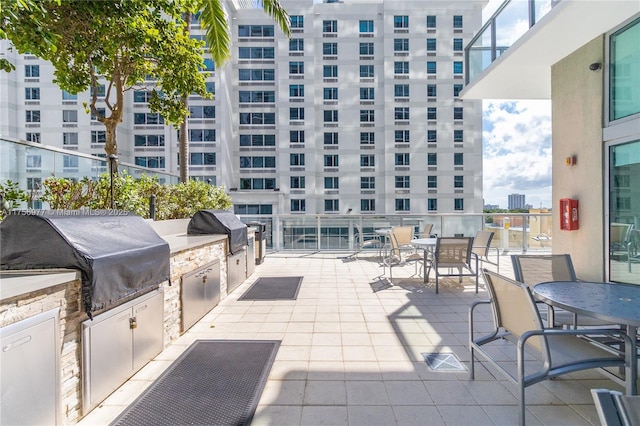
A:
[[187, 210, 248, 255], [0, 210, 170, 316]]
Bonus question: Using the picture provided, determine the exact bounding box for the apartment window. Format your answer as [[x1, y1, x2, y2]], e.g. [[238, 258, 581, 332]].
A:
[[289, 38, 304, 52], [240, 178, 276, 190], [360, 110, 374, 123], [453, 38, 463, 51], [135, 156, 165, 168], [395, 199, 410, 212], [394, 61, 409, 75], [91, 107, 106, 121], [428, 198, 437, 211], [361, 199, 375, 212], [291, 199, 306, 212], [361, 176, 375, 189], [190, 129, 216, 142], [239, 112, 275, 124], [24, 64, 39, 77], [426, 15, 436, 29], [27, 177, 42, 190], [323, 65, 338, 78], [323, 42, 337, 55], [359, 20, 374, 33], [324, 132, 338, 145], [395, 153, 410, 166], [453, 61, 463, 75], [394, 39, 409, 52], [62, 133, 78, 146], [427, 84, 437, 97], [290, 15, 303, 29], [135, 135, 165, 146], [324, 110, 338, 123], [427, 130, 437, 143], [454, 107, 464, 120], [359, 65, 374, 78], [360, 154, 375, 167], [239, 69, 274, 81], [427, 176, 437, 188], [190, 152, 216, 165], [239, 91, 275, 103], [359, 42, 374, 55], [289, 107, 305, 120], [394, 15, 409, 29], [323, 20, 337, 33], [134, 112, 165, 124], [426, 38, 436, 52], [427, 107, 437, 120], [189, 106, 215, 118], [427, 153, 437, 166], [324, 87, 338, 100], [239, 156, 276, 168], [238, 25, 274, 37], [289, 84, 304, 98], [240, 134, 275, 146], [454, 84, 463, 97], [205, 82, 216, 96], [395, 130, 410, 143], [395, 176, 410, 189], [62, 90, 77, 100], [394, 107, 409, 120], [90, 84, 106, 98], [290, 131, 305, 143], [360, 87, 374, 100], [454, 175, 464, 188], [325, 199, 339, 212], [453, 15, 463, 29], [25, 133, 40, 143], [238, 47, 274, 59], [200, 59, 214, 72], [324, 154, 339, 167], [324, 177, 339, 189], [290, 153, 305, 166], [394, 84, 409, 97], [609, 17, 640, 120], [233, 204, 272, 215], [454, 198, 464, 211], [91, 131, 106, 144], [427, 61, 437, 74], [25, 87, 40, 100], [133, 91, 152, 102], [454, 130, 464, 142], [454, 153, 464, 166], [360, 132, 375, 145], [290, 61, 304, 75], [26, 155, 42, 168], [25, 110, 40, 122], [290, 176, 305, 189], [63, 155, 78, 169]]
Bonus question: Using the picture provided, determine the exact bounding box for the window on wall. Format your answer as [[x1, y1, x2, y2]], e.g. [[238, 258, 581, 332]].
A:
[[360, 43, 374, 55], [26, 133, 40, 143], [62, 90, 77, 100], [453, 61, 463, 75], [427, 130, 437, 143], [240, 156, 276, 168], [609, 17, 640, 121], [428, 198, 437, 211], [290, 153, 305, 166], [240, 178, 275, 190], [92, 130, 106, 144], [323, 42, 337, 55], [360, 65, 374, 78], [360, 132, 375, 145], [427, 153, 437, 166], [240, 134, 275, 146], [394, 84, 409, 97], [290, 84, 304, 98], [426, 39, 436, 52], [291, 199, 306, 212], [360, 154, 375, 167], [360, 87, 374, 100], [454, 107, 464, 120], [395, 176, 410, 189], [427, 176, 438, 188], [234, 204, 272, 215], [323, 20, 337, 33], [324, 110, 338, 123], [454, 198, 464, 211], [190, 129, 216, 142], [135, 156, 165, 168], [63, 110, 77, 122], [394, 107, 409, 120], [290, 15, 303, 29], [290, 131, 305, 143], [324, 87, 338, 100], [427, 84, 437, 97], [453, 38, 463, 51], [238, 25, 274, 37], [608, 140, 640, 284], [289, 107, 304, 120], [359, 20, 374, 33], [190, 152, 216, 165], [453, 15, 463, 29], [454, 153, 464, 166], [324, 154, 339, 167], [394, 16, 409, 29], [289, 39, 304, 52], [361, 199, 375, 212], [395, 130, 410, 143], [454, 130, 464, 142], [25, 110, 40, 122], [325, 199, 339, 212], [454, 84, 463, 97], [394, 39, 409, 52], [239, 69, 274, 81], [324, 177, 339, 189], [427, 107, 437, 120], [324, 132, 338, 145], [323, 65, 338, 78], [290, 62, 304, 75], [135, 134, 165, 146], [25, 64, 39, 77], [427, 61, 437, 74], [426, 15, 436, 29], [290, 176, 305, 189], [360, 110, 374, 122], [63, 133, 78, 145], [395, 153, 410, 166], [394, 61, 409, 75], [395, 199, 410, 212], [25, 87, 40, 100], [361, 176, 375, 189], [454, 175, 464, 188]]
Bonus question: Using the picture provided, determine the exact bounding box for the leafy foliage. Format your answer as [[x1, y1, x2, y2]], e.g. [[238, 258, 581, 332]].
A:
[[0, 180, 29, 220]]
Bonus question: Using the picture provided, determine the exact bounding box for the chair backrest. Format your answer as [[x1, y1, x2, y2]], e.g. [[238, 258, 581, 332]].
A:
[[435, 237, 473, 265], [482, 270, 546, 353], [471, 231, 495, 257], [422, 223, 434, 238], [610, 223, 632, 244], [511, 254, 577, 287], [392, 226, 414, 246]]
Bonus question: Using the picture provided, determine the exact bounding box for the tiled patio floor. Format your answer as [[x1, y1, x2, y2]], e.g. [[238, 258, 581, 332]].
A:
[[79, 251, 630, 426]]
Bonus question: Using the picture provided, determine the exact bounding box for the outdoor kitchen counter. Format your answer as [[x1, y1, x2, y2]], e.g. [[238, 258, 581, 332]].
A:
[[0, 269, 80, 301], [161, 232, 228, 254]]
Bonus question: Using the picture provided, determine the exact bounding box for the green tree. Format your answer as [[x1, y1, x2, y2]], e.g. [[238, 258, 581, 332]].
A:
[[1, 0, 210, 159]]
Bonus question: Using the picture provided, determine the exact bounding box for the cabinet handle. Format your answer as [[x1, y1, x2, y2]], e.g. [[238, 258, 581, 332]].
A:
[[202, 275, 208, 284], [129, 317, 138, 329]]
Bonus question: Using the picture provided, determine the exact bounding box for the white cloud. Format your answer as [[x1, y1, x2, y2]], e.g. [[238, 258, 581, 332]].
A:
[[483, 100, 552, 208]]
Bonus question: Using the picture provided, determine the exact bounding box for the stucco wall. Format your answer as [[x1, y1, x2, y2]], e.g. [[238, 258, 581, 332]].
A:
[[551, 35, 605, 280]]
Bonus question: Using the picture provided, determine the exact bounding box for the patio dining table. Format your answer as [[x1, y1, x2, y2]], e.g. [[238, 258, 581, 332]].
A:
[[533, 281, 639, 395], [410, 238, 438, 283]]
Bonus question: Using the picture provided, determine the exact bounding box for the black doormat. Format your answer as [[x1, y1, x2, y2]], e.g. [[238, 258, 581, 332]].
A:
[[238, 276, 303, 301], [110, 340, 280, 426]]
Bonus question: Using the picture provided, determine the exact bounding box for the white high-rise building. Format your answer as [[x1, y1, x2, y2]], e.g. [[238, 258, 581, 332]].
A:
[[0, 0, 485, 215], [508, 193, 526, 210]]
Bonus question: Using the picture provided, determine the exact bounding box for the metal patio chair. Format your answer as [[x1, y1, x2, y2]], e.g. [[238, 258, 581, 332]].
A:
[[424, 237, 477, 293]]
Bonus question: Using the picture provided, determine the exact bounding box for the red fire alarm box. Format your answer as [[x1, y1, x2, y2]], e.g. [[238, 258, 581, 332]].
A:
[[559, 198, 579, 231]]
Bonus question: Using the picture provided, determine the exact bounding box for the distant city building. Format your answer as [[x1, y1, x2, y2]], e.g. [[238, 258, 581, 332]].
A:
[[508, 193, 526, 210], [0, 0, 485, 215], [484, 204, 500, 210]]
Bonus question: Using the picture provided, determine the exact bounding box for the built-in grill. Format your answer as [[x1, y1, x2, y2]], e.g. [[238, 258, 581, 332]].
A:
[[0, 210, 170, 317], [187, 210, 249, 293]]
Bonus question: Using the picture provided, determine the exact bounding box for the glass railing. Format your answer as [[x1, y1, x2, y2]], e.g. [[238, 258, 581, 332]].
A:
[[0, 137, 179, 207], [465, 0, 559, 84], [238, 212, 553, 253]]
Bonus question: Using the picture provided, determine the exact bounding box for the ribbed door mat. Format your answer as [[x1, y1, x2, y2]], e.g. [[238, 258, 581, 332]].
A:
[[110, 340, 280, 426], [238, 276, 303, 301]]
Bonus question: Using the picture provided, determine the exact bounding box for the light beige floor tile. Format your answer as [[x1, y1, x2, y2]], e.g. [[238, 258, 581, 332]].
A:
[[300, 406, 348, 425], [347, 405, 397, 426], [303, 380, 347, 405]]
